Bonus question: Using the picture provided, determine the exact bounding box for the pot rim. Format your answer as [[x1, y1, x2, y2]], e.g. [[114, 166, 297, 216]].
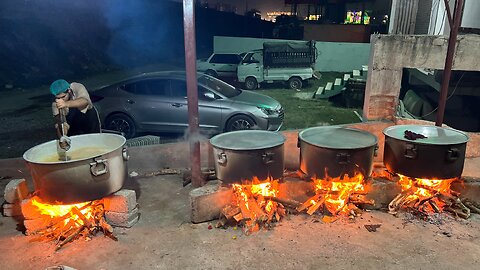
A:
[[23, 133, 126, 165], [383, 125, 469, 145], [298, 126, 378, 149], [210, 130, 286, 150]]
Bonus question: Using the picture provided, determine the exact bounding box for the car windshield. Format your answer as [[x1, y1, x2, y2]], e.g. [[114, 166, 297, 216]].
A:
[[198, 75, 241, 98]]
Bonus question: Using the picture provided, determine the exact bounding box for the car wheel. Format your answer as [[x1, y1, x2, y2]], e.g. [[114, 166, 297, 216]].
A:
[[288, 77, 302, 90], [226, 115, 255, 131], [205, 69, 217, 77], [105, 114, 136, 139], [244, 77, 258, 90]]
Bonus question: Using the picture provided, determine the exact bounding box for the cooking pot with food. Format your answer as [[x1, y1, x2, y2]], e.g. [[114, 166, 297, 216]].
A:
[[210, 130, 286, 184], [23, 133, 128, 204], [383, 125, 468, 179]]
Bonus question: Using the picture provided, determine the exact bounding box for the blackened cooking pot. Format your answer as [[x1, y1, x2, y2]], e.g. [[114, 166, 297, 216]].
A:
[[383, 125, 469, 179], [298, 126, 378, 179], [23, 133, 128, 204], [210, 130, 285, 184]]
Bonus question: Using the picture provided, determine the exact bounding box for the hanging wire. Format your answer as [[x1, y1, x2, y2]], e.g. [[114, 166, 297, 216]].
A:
[[436, 0, 450, 35], [421, 71, 466, 118]]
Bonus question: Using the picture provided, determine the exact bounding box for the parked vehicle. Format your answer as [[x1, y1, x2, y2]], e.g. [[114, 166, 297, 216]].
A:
[[92, 71, 284, 139], [237, 41, 318, 90], [196, 53, 243, 78]]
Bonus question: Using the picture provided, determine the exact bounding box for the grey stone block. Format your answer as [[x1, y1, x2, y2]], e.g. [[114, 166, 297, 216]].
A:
[[452, 177, 480, 202], [103, 189, 137, 213], [4, 179, 29, 203], [2, 202, 22, 217], [190, 180, 233, 224], [364, 179, 401, 210], [105, 207, 139, 228], [278, 178, 314, 203]]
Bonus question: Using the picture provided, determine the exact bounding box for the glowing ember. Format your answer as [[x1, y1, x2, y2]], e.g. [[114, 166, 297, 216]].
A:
[[314, 174, 366, 214], [27, 197, 116, 250], [233, 176, 280, 218], [219, 176, 287, 234], [298, 173, 372, 216], [389, 174, 459, 214]]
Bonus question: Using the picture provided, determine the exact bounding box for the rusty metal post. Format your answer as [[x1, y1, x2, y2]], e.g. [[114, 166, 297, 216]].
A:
[[183, 0, 204, 187], [436, 0, 464, 126]]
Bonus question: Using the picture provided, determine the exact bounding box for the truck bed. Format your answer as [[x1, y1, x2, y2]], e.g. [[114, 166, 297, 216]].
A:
[[263, 41, 316, 68]]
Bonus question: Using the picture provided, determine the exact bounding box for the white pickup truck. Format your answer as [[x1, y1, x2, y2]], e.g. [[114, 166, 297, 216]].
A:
[[237, 41, 318, 90]]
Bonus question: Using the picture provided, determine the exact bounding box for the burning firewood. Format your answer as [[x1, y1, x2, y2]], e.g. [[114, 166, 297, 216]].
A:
[[218, 177, 288, 234], [26, 198, 117, 251], [297, 194, 322, 213], [306, 197, 325, 215], [221, 205, 241, 220], [263, 196, 301, 210], [388, 174, 472, 219], [349, 194, 375, 205], [297, 173, 373, 217], [428, 200, 441, 213], [55, 225, 86, 251]]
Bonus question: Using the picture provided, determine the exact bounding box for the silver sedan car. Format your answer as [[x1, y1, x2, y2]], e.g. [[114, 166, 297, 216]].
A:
[[92, 71, 284, 138]]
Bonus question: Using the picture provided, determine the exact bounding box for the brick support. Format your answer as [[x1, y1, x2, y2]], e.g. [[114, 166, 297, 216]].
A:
[[4, 179, 29, 204]]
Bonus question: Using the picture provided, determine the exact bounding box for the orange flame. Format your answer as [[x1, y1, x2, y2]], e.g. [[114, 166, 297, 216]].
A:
[[31, 198, 95, 226], [232, 176, 280, 217], [312, 173, 366, 215], [397, 174, 456, 212]]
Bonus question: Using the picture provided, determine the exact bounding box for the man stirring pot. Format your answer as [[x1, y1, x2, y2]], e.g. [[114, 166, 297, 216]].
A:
[[50, 79, 100, 159]]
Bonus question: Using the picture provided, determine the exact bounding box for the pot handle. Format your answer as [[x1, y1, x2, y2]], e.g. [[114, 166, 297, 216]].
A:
[[217, 152, 227, 165], [297, 137, 301, 148], [336, 152, 350, 165], [374, 145, 379, 157], [122, 147, 130, 161], [90, 158, 109, 177], [446, 148, 460, 162], [262, 152, 275, 164], [404, 143, 417, 159]]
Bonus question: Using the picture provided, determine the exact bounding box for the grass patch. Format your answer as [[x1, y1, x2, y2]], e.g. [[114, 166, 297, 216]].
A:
[[256, 72, 362, 130]]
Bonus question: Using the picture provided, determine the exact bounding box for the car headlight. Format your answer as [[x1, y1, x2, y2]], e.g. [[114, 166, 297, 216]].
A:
[[258, 106, 275, 115]]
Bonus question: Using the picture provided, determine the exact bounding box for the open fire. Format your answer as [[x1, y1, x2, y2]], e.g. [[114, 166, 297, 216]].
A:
[[217, 177, 292, 235], [298, 173, 373, 218], [388, 174, 471, 219], [27, 197, 117, 251]]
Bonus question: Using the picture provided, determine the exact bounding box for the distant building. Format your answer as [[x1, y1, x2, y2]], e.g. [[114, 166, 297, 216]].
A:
[[389, 0, 480, 35], [265, 11, 293, 22]]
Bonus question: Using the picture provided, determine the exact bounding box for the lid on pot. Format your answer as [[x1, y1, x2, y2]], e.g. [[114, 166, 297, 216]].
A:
[[299, 126, 378, 149], [210, 130, 286, 150], [383, 125, 469, 145]]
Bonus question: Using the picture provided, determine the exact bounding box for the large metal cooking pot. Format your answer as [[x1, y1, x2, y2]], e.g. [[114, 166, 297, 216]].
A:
[[23, 133, 128, 204], [298, 126, 378, 179], [210, 130, 285, 184], [383, 125, 469, 179]]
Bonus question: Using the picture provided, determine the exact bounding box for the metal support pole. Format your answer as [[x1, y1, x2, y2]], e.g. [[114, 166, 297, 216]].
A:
[[183, 0, 204, 187], [436, 0, 464, 127]]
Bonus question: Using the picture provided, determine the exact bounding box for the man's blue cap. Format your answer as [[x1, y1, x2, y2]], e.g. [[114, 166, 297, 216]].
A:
[[50, 79, 70, 96]]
